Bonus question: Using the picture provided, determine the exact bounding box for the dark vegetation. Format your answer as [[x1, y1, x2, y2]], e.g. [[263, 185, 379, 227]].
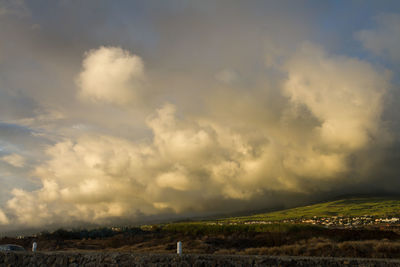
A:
[[1, 223, 400, 258]]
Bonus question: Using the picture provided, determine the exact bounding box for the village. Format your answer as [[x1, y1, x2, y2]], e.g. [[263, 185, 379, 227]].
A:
[[222, 216, 400, 229]]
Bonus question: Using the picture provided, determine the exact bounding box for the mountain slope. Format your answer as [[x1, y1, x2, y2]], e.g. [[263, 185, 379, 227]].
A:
[[221, 197, 400, 222]]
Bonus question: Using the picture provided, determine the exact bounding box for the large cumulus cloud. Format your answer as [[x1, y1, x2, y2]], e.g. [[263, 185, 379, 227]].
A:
[[2, 42, 392, 229], [1, 1, 400, 233]]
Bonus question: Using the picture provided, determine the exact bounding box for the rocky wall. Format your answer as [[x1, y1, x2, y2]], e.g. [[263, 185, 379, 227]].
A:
[[1, 251, 400, 266]]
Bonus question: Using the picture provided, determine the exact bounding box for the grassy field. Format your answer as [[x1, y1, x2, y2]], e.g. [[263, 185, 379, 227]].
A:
[[219, 197, 400, 222], [148, 197, 400, 234]]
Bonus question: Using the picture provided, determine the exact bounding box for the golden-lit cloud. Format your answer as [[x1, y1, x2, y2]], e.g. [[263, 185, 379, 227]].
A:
[[0, 2, 399, 232], [0, 209, 9, 225], [282, 43, 390, 177], [3, 41, 391, 227], [77, 46, 145, 106]]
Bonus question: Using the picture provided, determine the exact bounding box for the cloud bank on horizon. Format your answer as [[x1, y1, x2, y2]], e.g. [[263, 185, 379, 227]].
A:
[[0, 0, 400, 231]]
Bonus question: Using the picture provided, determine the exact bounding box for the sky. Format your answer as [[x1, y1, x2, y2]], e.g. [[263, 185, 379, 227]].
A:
[[1, 0, 400, 233]]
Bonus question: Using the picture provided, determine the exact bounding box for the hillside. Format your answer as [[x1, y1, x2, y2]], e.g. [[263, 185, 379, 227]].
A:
[[2, 197, 400, 258], [221, 197, 400, 222]]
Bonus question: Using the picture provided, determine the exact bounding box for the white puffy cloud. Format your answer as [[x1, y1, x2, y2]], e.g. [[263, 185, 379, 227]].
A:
[[356, 13, 400, 61], [4, 104, 255, 226], [77, 46, 145, 106]]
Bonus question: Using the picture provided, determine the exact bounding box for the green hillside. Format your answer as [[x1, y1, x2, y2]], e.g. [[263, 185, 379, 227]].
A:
[[221, 197, 400, 222]]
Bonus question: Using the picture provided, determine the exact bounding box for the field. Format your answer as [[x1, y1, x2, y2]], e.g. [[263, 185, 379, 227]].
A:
[[221, 197, 400, 222], [1, 197, 400, 258]]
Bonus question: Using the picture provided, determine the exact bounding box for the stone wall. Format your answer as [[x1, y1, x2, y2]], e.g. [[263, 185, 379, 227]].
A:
[[1, 251, 400, 266]]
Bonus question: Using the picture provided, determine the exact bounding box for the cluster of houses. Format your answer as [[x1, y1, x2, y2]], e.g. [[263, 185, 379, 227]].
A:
[[280, 216, 400, 228], [222, 215, 400, 229]]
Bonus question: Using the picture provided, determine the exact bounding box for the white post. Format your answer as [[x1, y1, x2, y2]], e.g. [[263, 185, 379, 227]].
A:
[[177, 241, 182, 255], [32, 242, 37, 252]]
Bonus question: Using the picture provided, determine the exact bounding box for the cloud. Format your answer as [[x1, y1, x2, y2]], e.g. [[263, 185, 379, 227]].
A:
[[0, 0, 29, 17], [284, 42, 389, 152], [4, 105, 242, 226], [3, 41, 392, 228], [0, 2, 399, 232], [77, 46, 145, 106], [1, 40, 393, 230], [215, 69, 238, 84], [356, 13, 400, 61], [0, 209, 9, 225], [1, 153, 25, 168], [0, 123, 41, 152]]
